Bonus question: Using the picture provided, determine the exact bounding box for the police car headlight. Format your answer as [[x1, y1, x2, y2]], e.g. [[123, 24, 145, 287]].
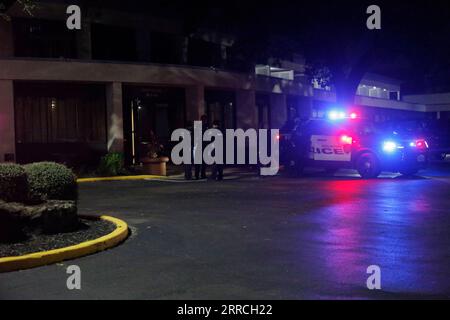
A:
[[382, 141, 397, 153]]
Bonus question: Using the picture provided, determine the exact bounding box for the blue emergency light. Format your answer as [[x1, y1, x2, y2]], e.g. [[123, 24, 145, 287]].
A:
[[327, 110, 358, 120], [382, 141, 398, 153], [328, 110, 346, 120]]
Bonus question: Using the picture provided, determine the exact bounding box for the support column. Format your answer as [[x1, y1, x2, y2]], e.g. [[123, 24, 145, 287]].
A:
[[185, 85, 205, 122], [106, 82, 124, 153], [270, 93, 287, 129], [236, 89, 257, 129], [0, 80, 15, 162]]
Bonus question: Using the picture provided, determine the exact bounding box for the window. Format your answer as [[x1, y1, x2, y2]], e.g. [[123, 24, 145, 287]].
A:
[[13, 18, 77, 58], [91, 24, 137, 61], [381, 88, 389, 99], [369, 86, 380, 98], [389, 91, 399, 100], [357, 85, 370, 96], [14, 83, 106, 144], [188, 39, 222, 67], [150, 32, 182, 64]]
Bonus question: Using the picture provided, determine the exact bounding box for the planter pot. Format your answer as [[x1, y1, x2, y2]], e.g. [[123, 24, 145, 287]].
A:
[[141, 157, 170, 176]]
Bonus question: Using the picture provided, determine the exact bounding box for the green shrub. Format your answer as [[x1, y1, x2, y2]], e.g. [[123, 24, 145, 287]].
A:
[[0, 163, 28, 203], [25, 162, 78, 201], [98, 152, 125, 176]]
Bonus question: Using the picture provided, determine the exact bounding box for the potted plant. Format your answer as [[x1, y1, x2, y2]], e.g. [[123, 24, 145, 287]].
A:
[[140, 131, 169, 176]]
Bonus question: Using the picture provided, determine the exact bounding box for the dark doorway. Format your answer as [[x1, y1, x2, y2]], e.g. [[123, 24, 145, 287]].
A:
[[256, 93, 271, 129], [205, 89, 236, 129], [123, 86, 185, 165]]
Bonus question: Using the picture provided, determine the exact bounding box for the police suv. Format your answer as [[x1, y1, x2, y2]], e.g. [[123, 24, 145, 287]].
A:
[[280, 111, 429, 178]]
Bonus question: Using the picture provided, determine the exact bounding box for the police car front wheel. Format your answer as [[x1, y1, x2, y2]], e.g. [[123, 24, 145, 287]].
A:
[[355, 152, 381, 179]]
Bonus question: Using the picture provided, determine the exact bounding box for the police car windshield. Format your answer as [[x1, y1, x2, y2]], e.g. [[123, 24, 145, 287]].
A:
[[381, 120, 426, 136], [298, 119, 380, 136], [353, 120, 418, 136], [299, 119, 419, 138], [296, 120, 342, 135], [383, 119, 450, 136], [351, 121, 378, 135]]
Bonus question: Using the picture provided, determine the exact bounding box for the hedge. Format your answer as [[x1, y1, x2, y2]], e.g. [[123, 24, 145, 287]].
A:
[[25, 162, 78, 201], [0, 163, 28, 203]]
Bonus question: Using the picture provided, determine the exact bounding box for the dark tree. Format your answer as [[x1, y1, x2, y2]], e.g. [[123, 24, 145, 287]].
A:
[[0, 0, 36, 19]]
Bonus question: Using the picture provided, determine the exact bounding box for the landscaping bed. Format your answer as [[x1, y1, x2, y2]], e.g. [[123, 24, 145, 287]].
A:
[[0, 217, 116, 258], [0, 162, 128, 272], [0, 162, 80, 245]]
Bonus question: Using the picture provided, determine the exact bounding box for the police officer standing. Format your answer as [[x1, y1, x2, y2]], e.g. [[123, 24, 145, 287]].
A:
[[210, 120, 224, 181], [194, 115, 208, 180], [184, 121, 194, 180]]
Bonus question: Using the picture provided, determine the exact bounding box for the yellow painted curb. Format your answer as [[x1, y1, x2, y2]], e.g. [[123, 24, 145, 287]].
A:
[[77, 175, 167, 183], [0, 215, 128, 273]]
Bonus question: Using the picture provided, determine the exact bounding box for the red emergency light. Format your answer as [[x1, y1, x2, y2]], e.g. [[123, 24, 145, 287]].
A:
[[341, 135, 353, 144], [412, 139, 428, 149]]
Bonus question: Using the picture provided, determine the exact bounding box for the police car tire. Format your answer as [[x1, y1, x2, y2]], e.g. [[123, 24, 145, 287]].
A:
[[356, 152, 381, 179]]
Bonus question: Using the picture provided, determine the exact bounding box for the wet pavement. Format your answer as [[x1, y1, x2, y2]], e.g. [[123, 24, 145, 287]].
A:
[[1, 166, 449, 299]]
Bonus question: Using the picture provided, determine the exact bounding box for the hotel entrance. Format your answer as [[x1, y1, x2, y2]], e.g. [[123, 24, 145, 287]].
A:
[[123, 86, 185, 165], [205, 89, 236, 129]]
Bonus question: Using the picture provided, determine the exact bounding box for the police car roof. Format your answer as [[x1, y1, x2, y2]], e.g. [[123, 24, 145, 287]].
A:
[[299, 118, 375, 134]]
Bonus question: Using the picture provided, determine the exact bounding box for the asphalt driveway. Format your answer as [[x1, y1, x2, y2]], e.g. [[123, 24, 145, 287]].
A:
[[1, 167, 450, 299]]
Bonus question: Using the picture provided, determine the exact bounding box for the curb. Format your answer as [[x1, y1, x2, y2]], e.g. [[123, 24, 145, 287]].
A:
[[77, 175, 168, 183], [0, 215, 129, 273]]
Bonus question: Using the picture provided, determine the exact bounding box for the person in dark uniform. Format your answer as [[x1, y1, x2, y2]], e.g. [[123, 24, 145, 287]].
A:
[[195, 114, 208, 179], [210, 120, 224, 181], [184, 121, 194, 180], [291, 117, 311, 176]]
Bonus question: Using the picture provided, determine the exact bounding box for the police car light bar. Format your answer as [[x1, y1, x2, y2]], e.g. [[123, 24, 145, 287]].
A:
[[328, 110, 346, 120], [327, 110, 358, 120]]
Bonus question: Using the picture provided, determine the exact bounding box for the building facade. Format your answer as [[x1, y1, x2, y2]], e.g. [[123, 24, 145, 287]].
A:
[[0, 1, 316, 166], [0, 1, 446, 166]]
